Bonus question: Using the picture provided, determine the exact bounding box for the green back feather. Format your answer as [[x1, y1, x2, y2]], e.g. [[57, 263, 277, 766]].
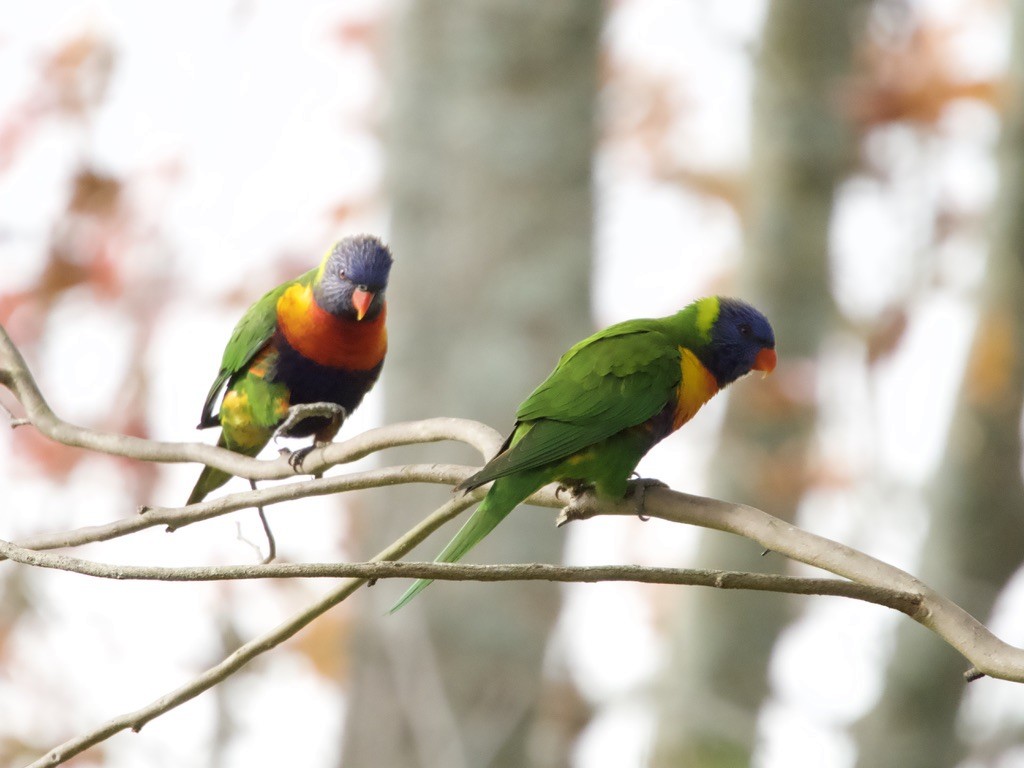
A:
[[461, 321, 684, 488], [198, 268, 318, 427], [459, 300, 723, 490]]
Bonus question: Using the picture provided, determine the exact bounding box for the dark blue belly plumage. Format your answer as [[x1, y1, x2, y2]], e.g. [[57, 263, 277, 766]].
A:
[[270, 333, 383, 437]]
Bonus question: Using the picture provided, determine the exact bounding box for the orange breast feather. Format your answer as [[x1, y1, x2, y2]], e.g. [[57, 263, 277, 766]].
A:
[[276, 284, 387, 371]]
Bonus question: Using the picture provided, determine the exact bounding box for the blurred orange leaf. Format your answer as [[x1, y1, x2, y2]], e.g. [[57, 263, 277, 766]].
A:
[[865, 307, 909, 365], [333, 17, 380, 50], [39, 31, 115, 116], [844, 21, 1001, 128], [965, 307, 1016, 406], [69, 168, 121, 217], [10, 425, 87, 479], [288, 606, 352, 681]]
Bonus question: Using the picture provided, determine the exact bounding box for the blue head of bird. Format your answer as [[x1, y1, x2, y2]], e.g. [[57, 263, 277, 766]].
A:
[[702, 298, 777, 387], [316, 235, 394, 321]]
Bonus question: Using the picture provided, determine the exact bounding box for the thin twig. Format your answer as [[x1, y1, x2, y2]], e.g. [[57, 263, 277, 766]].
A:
[[4, 463, 487, 558], [250, 479, 276, 563], [0, 396, 28, 427], [0, 539, 923, 615], [25, 493, 479, 768], [6, 319, 1024, 766]]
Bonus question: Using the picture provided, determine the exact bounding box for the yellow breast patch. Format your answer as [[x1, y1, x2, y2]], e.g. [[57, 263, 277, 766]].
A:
[[672, 347, 720, 431]]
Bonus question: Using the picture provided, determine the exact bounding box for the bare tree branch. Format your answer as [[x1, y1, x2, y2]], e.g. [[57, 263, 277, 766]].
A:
[[7, 463, 481, 556], [24, 493, 478, 768], [6, 320, 1024, 767], [1, 321, 502, 479], [561, 489, 1024, 683], [0, 538, 924, 613]]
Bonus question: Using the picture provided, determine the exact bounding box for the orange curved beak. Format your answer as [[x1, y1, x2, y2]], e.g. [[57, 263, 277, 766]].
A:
[[352, 289, 374, 321], [753, 347, 777, 374]]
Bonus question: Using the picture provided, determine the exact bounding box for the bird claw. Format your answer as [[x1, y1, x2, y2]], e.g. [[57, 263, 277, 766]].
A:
[[287, 443, 327, 476], [274, 402, 346, 476], [272, 402, 348, 442], [555, 479, 592, 501], [287, 446, 311, 472], [625, 477, 668, 521], [555, 482, 598, 527], [554, 477, 667, 526]]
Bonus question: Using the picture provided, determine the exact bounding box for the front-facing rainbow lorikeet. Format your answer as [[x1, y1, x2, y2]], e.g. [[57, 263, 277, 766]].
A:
[[187, 235, 393, 505], [391, 296, 775, 611]]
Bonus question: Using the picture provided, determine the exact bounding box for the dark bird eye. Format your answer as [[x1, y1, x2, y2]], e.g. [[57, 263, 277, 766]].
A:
[[339, 270, 347, 279], [739, 323, 752, 337]]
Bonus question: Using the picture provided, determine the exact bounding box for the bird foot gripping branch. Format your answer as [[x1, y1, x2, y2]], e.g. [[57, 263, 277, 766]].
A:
[[554, 485, 602, 527], [625, 477, 669, 521], [552, 477, 666, 527], [274, 402, 349, 474], [554, 479, 593, 501], [286, 442, 329, 475], [274, 402, 349, 442]]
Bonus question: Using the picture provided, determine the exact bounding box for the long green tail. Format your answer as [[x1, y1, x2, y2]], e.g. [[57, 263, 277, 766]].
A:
[[186, 432, 260, 505], [389, 480, 527, 613], [187, 463, 232, 505]]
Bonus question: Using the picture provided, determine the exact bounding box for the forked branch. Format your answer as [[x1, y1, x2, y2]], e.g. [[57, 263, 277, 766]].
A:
[[2, 320, 1023, 768]]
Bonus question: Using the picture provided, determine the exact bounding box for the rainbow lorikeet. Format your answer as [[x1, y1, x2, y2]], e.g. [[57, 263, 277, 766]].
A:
[[391, 296, 776, 611], [187, 235, 393, 505]]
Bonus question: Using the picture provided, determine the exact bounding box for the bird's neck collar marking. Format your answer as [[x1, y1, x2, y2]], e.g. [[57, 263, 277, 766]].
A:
[[693, 297, 720, 344]]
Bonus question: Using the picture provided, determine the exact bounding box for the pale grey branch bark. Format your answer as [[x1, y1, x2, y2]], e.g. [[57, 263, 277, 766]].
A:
[[9, 463, 480, 556], [1, 321, 501, 479], [0, 538, 923, 614], [25, 494, 478, 768], [563, 489, 1024, 683], [5, 321, 1024, 768]]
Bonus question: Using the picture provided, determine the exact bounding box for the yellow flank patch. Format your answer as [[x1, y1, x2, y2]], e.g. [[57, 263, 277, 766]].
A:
[[220, 390, 246, 421], [220, 391, 268, 450], [672, 347, 720, 430]]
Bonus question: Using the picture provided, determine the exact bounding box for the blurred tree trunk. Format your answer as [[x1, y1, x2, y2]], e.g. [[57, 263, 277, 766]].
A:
[[853, 6, 1024, 767], [651, 2, 870, 765], [339, 2, 601, 768]]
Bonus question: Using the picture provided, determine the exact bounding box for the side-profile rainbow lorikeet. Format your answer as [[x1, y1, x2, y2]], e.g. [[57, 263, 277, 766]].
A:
[[187, 235, 393, 505], [391, 296, 775, 611]]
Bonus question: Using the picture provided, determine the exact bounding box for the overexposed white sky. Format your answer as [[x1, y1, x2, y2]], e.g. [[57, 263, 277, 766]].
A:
[[1, 1, 1022, 767]]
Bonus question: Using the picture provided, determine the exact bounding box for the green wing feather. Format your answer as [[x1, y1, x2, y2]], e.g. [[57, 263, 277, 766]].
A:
[[459, 322, 682, 490], [393, 307, 730, 611], [393, 321, 686, 611], [197, 268, 317, 428]]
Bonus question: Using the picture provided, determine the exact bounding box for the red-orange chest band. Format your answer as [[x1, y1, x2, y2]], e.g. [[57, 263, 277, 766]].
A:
[[276, 284, 387, 371]]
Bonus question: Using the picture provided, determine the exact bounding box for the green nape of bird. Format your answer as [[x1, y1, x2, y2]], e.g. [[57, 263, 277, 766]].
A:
[[187, 235, 394, 505], [390, 296, 776, 612]]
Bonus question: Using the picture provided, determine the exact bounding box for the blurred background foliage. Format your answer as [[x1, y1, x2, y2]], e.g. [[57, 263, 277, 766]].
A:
[[2, 1, 1024, 767]]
